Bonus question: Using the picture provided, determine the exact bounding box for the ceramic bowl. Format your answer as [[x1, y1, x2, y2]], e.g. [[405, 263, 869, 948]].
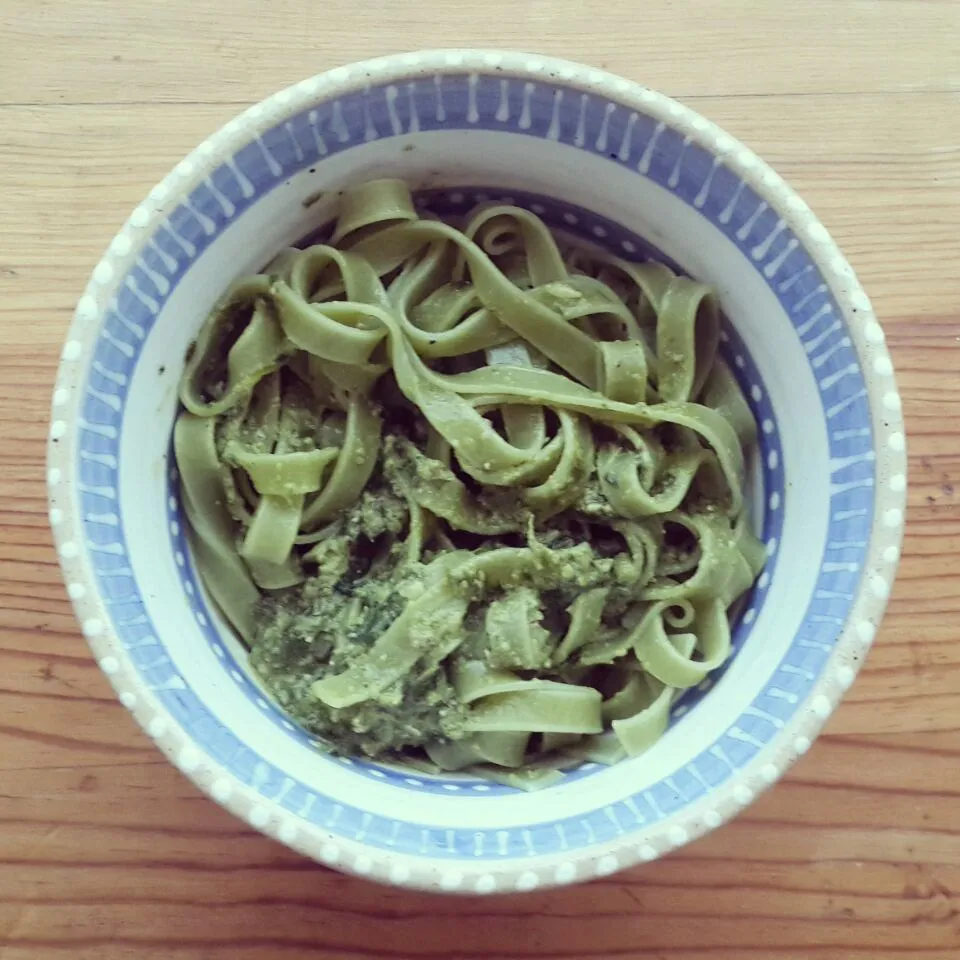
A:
[[47, 49, 906, 893]]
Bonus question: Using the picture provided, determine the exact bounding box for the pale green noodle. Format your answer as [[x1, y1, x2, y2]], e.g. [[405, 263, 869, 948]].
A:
[[174, 179, 765, 787]]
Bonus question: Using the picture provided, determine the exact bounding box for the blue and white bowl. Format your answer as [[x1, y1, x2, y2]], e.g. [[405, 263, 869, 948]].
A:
[[48, 50, 906, 892]]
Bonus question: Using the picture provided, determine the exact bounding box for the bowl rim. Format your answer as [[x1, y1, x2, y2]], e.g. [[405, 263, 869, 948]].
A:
[[46, 47, 907, 893]]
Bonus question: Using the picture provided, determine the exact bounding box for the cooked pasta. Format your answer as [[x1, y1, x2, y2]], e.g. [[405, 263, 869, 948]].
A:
[[174, 179, 765, 786]]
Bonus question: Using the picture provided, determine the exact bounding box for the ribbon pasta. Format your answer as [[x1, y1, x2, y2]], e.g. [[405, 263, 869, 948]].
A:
[[175, 180, 765, 787]]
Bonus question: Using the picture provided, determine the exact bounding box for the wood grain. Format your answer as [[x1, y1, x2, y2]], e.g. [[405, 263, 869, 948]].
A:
[[1, 1, 959, 957]]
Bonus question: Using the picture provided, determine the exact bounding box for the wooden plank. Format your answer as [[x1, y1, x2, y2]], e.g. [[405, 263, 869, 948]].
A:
[[3, 94, 958, 321], [1, 0, 959, 104], [2, 2, 959, 958]]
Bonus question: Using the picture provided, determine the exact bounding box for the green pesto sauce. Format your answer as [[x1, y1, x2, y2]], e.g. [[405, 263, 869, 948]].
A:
[[247, 426, 662, 760]]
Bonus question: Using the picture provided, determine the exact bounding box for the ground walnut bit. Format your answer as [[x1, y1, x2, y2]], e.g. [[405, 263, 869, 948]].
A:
[[577, 479, 616, 518], [484, 586, 551, 670], [342, 487, 409, 541]]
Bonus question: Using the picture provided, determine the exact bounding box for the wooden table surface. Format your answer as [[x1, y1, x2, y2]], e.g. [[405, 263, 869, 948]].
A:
[[2, 1, 959, 957]]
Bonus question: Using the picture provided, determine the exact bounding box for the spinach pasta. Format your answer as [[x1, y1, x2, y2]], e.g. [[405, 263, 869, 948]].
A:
[[174, 179, 765, 787]]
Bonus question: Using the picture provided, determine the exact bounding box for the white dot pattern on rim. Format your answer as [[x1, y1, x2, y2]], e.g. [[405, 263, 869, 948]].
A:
[[211, 779, 233, 803], [77, 294, 98, 320], [703, 810, 722, 829], [595, 855, 619, 876], [836, 666, 856, 689], [884, 508, 903, 528], [439, 871, 462, 891], [99, 656, 119, 675], [48, 48, 905, 894], [870, 575, 890, 598], [515, 871, 539, 892], [475, 874, 498, 894], [760, 764, 779, 784], [58, 542, 78, 560], [811, 695, 832, 718], [320, 843, 340, 864], [147, 717, 168, 738]]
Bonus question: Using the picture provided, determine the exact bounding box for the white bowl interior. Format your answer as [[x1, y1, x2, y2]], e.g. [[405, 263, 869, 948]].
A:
[[122, 128, 835, 819]]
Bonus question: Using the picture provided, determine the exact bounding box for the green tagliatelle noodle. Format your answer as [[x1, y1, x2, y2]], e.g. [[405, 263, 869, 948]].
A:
[[174, 179, 766, 788]]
